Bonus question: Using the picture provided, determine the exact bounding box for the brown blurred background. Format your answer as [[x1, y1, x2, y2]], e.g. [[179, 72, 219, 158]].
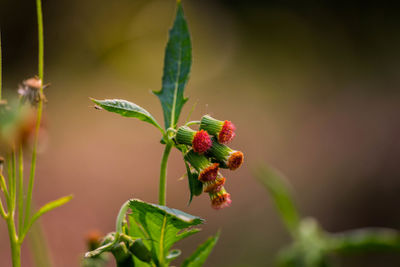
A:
[[1, 0, 400, 266]]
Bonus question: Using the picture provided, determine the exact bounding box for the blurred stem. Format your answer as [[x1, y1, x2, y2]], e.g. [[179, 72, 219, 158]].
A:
[[24, 0, 44, 230], [0, 31, 2, 100], [17, 145, 23, 234], [0, 173, 10, 210], [158, 143, 172, 206], [11, 147, 17, 212]]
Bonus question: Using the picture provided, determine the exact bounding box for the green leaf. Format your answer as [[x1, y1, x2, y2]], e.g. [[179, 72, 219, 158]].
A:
[[128, 199, 203, 266], [181, 231, 220, 267], [91, 98, 164, 133], [23, 195, 73, 240], [328, 228, 400, 253], [255, 166, 300, 237], [153, 1, 191, 129], [185, 162, 203, 205]]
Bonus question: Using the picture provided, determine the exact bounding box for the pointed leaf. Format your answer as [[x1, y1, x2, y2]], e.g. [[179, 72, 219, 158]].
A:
[[91, 98, 163, 133], [23, 195, 73, 240], [128, 199, 203, 266], [185, 162, 203, 205], [153, 1, 191, 129], [181, 231, 220, 267], [255, 166, 300, 237]]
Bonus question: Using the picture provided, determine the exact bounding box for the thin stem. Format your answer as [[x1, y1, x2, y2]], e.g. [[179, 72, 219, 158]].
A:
[[158, 143, 173, 206], [185, 120, 200, 127], [36, 0, 44, 82], [0, 200, 6, 219], [17, 145, 23, 234], [0, 173, 9, 202], [11, 148, 17, 212], [6, 216, 21, 267], [0, 31, 2, 100], [24, 0, 45, 229]]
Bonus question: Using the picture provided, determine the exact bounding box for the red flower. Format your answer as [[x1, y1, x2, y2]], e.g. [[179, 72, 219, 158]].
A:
[[218, 120, 236, 144], [192, 130, 212, 153]]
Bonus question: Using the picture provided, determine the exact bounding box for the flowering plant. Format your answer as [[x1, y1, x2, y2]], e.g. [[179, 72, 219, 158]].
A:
[[83, 1, 244, 266]]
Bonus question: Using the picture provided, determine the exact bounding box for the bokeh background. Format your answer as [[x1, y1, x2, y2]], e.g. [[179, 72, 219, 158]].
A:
[[1, 0, 400, 266]]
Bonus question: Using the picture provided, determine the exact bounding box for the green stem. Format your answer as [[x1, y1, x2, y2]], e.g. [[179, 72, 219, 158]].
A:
[[11, 148, 17, 212], [17, 146, 23, 234], [24, 0, 44, 230], [158, 143, 172, 206], [6, 215, 21, 267], [185, 120, 200, 127], [0, 31, 2, 100], [36, 0, 44, 82]]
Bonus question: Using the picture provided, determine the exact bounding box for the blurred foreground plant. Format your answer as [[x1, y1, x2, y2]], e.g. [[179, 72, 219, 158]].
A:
[[256, 167, 400, 267], [83, 1, 244, 266], [0, 0, 72, 266]]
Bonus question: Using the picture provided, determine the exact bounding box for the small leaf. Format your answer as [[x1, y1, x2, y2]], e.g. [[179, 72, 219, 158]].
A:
[[153, 1, 192, 129], [185, 162, 203, 205], [91, 98, 164, 133], [181, 231, 220, 267], [255, 166, 300, 237], [24, 195, 73, 240]]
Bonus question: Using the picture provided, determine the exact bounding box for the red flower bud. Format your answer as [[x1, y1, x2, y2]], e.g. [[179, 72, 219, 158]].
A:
[[184, 150, 219, 182], [200, 115, 236, 144], [207, 138, 244, 170], [203, 176, 226, 193], [210, 187, 232, 210], [192, 130, 212, 153], [218, 120, 236, 144], [176, 126, 212, 154], [199, 163, 219, 182]]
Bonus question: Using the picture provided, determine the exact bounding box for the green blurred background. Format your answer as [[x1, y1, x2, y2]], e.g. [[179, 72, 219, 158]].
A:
[[1, 0, 400, 266]]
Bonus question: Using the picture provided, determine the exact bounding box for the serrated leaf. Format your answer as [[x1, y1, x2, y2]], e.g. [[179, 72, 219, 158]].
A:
[[255, 166, 300, 237], [91, 98, 164, 133], [185, 162, 203, 205], [153, 1, 191, 129], [128, 199, 203, 266], [181, 231, 220, 267]]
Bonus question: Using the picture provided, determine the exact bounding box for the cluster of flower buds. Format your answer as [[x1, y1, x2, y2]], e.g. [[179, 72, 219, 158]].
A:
[[177, 115, 243, 210]]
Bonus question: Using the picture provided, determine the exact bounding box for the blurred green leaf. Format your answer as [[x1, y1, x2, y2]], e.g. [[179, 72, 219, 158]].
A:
[[181, 231, 220, 267], [153, 1, 191, 129], [328, 228, 400, 253], [255, 166, 300, 237], [128, 199, 203, 266], [91, 99, 163, 133], [185, 162, 203, 205]]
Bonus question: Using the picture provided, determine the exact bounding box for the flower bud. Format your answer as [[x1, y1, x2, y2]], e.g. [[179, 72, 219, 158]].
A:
[[207, 138, 244, 170], [200, 115, 236, 144], [86, 230, 103, 251], [203, 175, 226, 193], [128, 239, 151, 263], [176, 126, 212, 154], [209, 187, 232, 210], [18, 77, 47, 107], [184, 150, 219, 182]]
